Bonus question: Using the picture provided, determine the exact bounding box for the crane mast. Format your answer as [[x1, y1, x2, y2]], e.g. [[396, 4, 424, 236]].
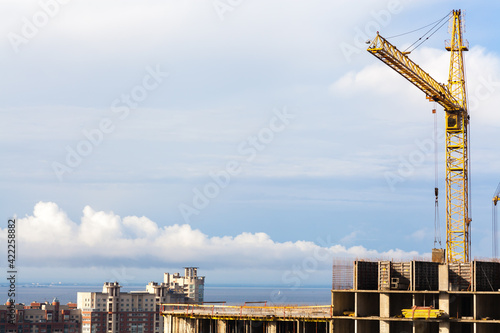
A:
[[445, 10, 470, 264], [367, 10, 470, 263]]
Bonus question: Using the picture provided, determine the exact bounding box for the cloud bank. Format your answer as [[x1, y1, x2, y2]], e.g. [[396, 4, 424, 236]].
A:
[[6, 202, 421, 275]]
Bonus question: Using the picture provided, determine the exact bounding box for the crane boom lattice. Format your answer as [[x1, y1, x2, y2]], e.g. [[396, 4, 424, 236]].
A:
[[367, 34, 460, 110]]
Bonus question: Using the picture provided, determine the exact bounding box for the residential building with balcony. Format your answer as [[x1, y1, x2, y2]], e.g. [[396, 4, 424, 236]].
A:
[[77, 268, 204, 333]]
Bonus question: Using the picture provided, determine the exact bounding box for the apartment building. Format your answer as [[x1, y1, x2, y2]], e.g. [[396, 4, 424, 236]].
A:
[[0, 298, 81, 333], [77, 268, 205, 333], [164, 267, 205, 303]]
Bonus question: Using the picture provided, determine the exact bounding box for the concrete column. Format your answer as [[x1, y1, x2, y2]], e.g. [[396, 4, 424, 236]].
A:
[[473, 294, 478, 321], [439, 293, 449, 317], [438, 292, 450, 333], [177, 317, 183, 333], [181, 317, 187, 333], [438, 264, 449, 291], [192, 318, 198, 333], [380, 293, 390, 333], [380, 321, 390, 333], [179, 318, 197, 333], [164, 315, 173, 333], [380, 293, 390, 318], [172, 317, 177, 333], [438, 322, 450, 333], [438, 265, 450, 333], [217, 320, 227, 333], [266, 322, 277, 333], [354, 293, 359, 318]]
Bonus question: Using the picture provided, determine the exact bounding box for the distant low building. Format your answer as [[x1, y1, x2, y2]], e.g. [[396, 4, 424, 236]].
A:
[[77, 267, 204, 333], [0, 298, 81, 333]]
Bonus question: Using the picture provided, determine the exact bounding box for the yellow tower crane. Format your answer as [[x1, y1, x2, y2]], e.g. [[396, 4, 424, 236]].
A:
[[366, 10, 470, 263]]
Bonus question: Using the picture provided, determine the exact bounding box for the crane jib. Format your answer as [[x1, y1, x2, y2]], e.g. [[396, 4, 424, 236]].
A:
[[367, 34, 461, 111]]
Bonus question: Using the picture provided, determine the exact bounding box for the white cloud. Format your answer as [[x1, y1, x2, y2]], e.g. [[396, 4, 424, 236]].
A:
[[330, 46, 450, 99], [5, 202, 421, 276], [330, 64, 405, 96], [409, 228, 430, 242], [18, 201, 78, 250], [331, 44, 500, 124], [340, 231, 358, 244]]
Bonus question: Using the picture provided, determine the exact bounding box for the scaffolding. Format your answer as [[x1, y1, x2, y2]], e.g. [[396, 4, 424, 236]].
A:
[[160, 304, 333, 322], [332, 258, 353, 290]]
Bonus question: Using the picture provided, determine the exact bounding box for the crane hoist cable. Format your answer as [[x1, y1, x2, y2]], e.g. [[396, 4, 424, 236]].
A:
[[493, 200, 497, 258], [465, 62, 472, 238], [386, 14, 451, 39], [493, 182, 500, 258], [433, 104, 442, 248], [403, 12, 451, 53]]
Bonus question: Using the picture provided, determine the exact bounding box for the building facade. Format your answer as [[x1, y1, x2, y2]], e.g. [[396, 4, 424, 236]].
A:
[[77, 268, 205, 333], [164, 268, 204, 303], [0, 299, 81, 333]]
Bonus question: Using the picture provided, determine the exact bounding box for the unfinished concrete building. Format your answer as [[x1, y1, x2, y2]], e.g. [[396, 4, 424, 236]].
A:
[[331, 260, 500, 333]]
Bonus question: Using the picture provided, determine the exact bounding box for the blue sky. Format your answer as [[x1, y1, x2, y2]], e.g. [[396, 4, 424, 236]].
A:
[[1, 0, 500, 286]]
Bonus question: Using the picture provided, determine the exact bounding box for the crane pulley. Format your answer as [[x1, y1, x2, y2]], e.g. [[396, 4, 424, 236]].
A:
[[367, 10, 470, 263]]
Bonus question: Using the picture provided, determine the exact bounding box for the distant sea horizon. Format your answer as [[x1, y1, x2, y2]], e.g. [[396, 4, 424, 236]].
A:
[[0, 285, 332, 306]]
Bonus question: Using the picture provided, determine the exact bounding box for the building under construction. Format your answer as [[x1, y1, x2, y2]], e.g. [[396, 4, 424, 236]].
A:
[[161, 303, 334, 333], [328, 9, 499, 332], [331, 259, 500, 333], [159, 9, 500, 333], [159, 259, 500, 333]]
